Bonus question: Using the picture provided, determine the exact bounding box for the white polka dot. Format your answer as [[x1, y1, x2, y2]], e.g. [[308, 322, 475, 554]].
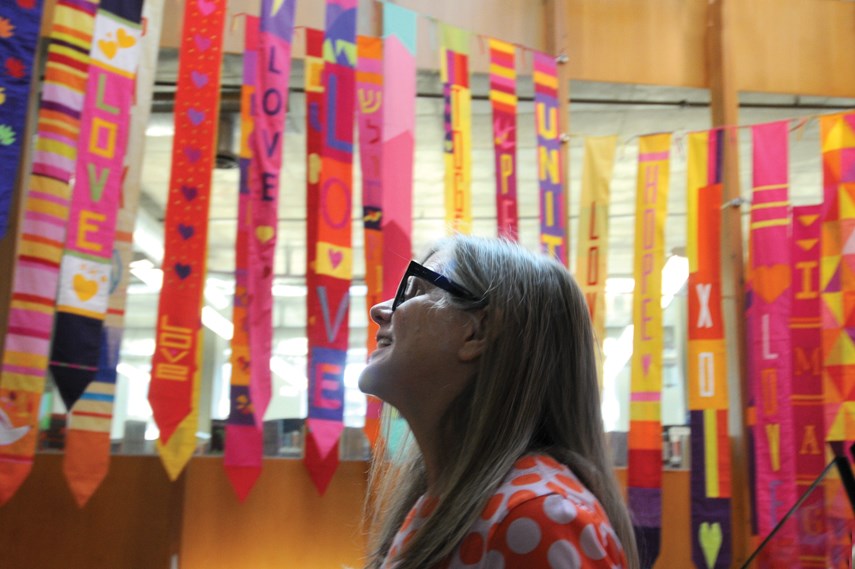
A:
[[543, 494, 578, 524], [580, 523, 607, 560], [548, 539, 582, 568], [506, 517, 541, 554], [484, 550, 506, 568]]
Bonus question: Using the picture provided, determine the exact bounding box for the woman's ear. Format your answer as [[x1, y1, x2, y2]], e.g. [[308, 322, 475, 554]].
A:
[[458, 309, 488, 362]]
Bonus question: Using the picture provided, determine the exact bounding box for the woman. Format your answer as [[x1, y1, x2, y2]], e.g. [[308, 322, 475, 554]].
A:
[[360, 235, 638, 569]]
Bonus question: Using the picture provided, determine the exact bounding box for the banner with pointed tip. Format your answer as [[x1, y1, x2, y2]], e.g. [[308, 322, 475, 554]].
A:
[[628, 133, 670, 569], [0, 0, 100, 507]]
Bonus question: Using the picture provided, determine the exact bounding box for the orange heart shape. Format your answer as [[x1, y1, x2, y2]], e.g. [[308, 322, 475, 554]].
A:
[[98, 39, 117, 60], [73, 273, 98, 302], [753, 264, 791, 304], [117, 27, 136, 48]]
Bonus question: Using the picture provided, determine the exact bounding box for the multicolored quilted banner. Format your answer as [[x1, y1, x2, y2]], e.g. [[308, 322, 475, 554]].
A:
[[50, 0, 145, 412], [628, 132, 670, 569], [224, 14, 261, 502], [62, 0, 165, 508], [749, 120, 797, 565], [356, 34, 383, 448], [0, 0, 44, 239], [149, 0, 226, 479], [819, 112, 855, 568], [575, 135, 616, 392], [305, 0, 357, 494], [0, 0, 100, 506], [790, 204, 827, 567], [380, 2, 416, 300], [686, 130, 731, 569], [533, 51, 566, 265], [488, 38, 517, 240], [247, 0, 296, 430], [440, 23, 471, 235]]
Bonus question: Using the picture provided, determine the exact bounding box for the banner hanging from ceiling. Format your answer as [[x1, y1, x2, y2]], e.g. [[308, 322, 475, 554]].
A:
[[628, 132, 670, 569], [686, 129, 731, 569], [148, 0, 226, 480], [356, 34, 384, 448], [749, 120, 797, 566], [487, 38, 518, 240], [305, 0, 357, 495], [533, 51, 566, 265], [0, 0, 44, 239], [0, 0, 100, 506], [440, 23, 471, 235], [224, 14, 261, 502], [575, 135, 616, 393]]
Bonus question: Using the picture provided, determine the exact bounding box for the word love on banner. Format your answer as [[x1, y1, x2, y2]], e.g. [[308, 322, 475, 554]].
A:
[[628, 133, 670, 569], [149, 0, 226, 481], [305, 0, 357, 495], [749, 120, 798, 566], [247, 0, 296, 431]]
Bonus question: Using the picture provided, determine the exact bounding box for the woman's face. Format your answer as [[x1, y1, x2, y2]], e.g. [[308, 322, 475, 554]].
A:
[[358, 254, 478, 427]]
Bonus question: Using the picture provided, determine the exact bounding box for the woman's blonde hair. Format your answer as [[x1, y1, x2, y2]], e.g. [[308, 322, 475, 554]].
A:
[[364, 235, 639, 569]]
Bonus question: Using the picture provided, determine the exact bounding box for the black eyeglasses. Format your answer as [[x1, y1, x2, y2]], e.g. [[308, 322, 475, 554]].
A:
[[392, 260, 483, 312]]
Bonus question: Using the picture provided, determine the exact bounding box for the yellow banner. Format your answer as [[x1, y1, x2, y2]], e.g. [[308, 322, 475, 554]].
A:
[[440, 23, 471, 234], [575, 136, 617, 393]]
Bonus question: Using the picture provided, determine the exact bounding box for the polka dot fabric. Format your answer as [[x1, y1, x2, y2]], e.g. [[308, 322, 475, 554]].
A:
[[381, 454, 627, 568]]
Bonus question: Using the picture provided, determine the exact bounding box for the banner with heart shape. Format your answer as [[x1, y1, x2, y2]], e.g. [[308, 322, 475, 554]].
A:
[[748, 120, 799, 565], [149, 0, 226, 481], [686, 130, 732, 569], [0, 0, 101, 506], [305, 0, 357, 496], [51, 0, 145, 415], [628, 133, 671, 568]]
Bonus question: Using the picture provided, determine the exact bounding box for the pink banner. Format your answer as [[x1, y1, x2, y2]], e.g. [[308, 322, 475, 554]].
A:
[[749, 120, 797, 566], [380, 2, 416, 299], [488, 38, 518, 240], [224, 15, 261, 502], [790, 204, 827, 565], [246, 0, 296, 428], [356, 34, 383, 447]]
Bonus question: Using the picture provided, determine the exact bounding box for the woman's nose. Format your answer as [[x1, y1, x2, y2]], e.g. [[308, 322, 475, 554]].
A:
[[369, 299, 393, 325]]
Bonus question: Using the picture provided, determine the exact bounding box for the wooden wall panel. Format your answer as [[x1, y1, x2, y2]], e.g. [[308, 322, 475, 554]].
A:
[[0, 454, 183, 569], [179, 458, 368, 569]]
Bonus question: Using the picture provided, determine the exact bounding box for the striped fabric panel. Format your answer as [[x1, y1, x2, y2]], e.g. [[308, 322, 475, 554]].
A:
[[0, 0, 101, 506]]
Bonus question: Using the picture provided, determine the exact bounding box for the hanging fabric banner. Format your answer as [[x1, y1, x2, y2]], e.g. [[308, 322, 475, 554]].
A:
[[356, 34, 383, 448], [790, 204, 826, 566], [305, 0, 357, 494], [0, 0, 100, 506], [304, 25, 323, 474], [533, 51, 566, 265], [246, 0, 296, 430], [149, 0, 226, 479], [62, 0, 165, 508], [50, 0, 145, 411], [0, 0, 44, 239], [439, 23, 471, 235], [819, 112, 855, 568], [488, 38, 518, 240], [749, 120, 797, 565], [686, 130, 732, 569], [628, 132, 670, 569], [224, 14, 261, 502], [380, 2, 416, 299], [575, 135, 616, 393]]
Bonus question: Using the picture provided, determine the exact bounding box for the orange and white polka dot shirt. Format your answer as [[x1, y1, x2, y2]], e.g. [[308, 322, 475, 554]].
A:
[[382, 453, 628, 568]]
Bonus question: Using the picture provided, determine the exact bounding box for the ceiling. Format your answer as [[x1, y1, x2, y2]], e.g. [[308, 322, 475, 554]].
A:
[[113, 45, 855, 433]]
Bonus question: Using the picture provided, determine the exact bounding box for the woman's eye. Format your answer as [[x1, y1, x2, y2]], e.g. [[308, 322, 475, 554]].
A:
[[404, 277, 425, 300]]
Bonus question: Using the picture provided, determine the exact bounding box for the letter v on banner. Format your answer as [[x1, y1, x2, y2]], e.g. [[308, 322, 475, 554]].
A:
[[305, 0, 357, 495]]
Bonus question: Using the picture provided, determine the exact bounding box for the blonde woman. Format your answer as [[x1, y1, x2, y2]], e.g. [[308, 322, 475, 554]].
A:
[[360, 236, 638, 569]]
